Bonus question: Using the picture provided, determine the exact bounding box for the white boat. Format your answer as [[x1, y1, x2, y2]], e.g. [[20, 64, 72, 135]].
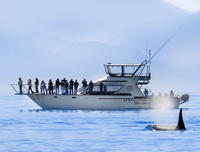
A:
[[11, 59, 189, 110]]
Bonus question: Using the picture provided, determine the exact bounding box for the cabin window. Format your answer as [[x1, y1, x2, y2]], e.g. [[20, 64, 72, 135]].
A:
[[93, 85, 121, 92], [124, 66, 136, 75], [109, 66, 122, 76]]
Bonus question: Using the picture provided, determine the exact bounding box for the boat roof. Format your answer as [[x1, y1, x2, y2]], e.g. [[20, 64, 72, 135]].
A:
[[104, 62, 150, 77], [104, 63, 150, 66]]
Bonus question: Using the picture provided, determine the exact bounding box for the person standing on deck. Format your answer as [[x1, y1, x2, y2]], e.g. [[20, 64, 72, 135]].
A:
[[27, 79, 33, 94], [89, 81, 94, 95], [144, 89, 149, 97], [48, 79, 54, 95], [100, 82, 104, 94], [104, 85, 107, 95], [64, 79, 69, 95], [55, 78, 60, 95], [74, 80, 79, 95], [60, 79, 65, 95], [170, 90, 174, 97], [69, 79, 74, 95], [82, 79, 87, 95], [35, 78, 39, 93], [40, 80, 46, 94], [18, 78, 23, 94]]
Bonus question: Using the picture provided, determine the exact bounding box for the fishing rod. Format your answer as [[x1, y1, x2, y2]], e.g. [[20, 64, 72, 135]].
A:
[[149, 33, 176, 62], [132, 31, 178, 77]]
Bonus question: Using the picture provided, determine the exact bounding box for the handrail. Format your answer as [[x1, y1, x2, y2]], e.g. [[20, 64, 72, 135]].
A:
[[9, 84, 19, 94], [9, 84, 29, 94], [132, 60, 147, 77]]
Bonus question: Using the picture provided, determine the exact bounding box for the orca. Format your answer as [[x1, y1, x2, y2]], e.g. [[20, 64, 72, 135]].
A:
[[151, 108, 186, 131]]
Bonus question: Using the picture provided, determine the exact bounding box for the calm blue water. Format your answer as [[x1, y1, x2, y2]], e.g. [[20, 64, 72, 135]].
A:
[[0, 95, 199, 152]]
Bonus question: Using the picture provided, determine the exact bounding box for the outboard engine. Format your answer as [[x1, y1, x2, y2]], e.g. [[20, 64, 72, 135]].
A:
[[181, 94, 189, 102]]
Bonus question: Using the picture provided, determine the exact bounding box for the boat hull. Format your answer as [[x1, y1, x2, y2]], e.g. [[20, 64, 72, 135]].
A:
[[27, 94, 183, 110]]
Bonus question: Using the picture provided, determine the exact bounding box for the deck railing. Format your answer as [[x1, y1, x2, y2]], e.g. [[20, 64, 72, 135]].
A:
[[10, 84, 125, 96], [9, 84, 28, 95]]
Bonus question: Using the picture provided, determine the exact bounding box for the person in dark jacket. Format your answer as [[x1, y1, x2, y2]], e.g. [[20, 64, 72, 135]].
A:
[[18, 78, 23, 95], [82, 79, 87, 95], [100, 82, 103, 94], [74, 80, 79, 95], [55, 78, 60, 95], [89, 81, 94, 95], [69, 79, 74, 95], [144, 88, 148, 97], [27, 79, 33, 94], [35, 78, 39, 93], [48, 79, 54, 95]]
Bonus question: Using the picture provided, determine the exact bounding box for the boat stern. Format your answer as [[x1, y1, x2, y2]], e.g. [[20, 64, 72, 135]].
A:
[[179, 94, 189, 105]]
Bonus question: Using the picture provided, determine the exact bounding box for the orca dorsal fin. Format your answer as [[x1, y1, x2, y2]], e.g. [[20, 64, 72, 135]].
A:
[[176, 108, 186, 130]]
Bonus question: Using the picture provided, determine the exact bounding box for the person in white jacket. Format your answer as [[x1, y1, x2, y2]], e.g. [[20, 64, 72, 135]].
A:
[[40, 80, 47, 94]]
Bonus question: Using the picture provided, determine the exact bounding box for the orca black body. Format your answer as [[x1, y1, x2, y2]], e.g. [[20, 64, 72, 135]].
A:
[[151, 108, 186, 131]]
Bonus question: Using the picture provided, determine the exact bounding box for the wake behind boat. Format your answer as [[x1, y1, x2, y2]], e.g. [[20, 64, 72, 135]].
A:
[[10, 57, 189, 110]]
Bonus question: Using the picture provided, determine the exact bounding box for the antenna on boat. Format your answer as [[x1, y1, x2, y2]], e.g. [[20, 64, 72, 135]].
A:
[[132, 32, 177, 77], [147, 49, 151, 75], [150, 32, 177, 62]]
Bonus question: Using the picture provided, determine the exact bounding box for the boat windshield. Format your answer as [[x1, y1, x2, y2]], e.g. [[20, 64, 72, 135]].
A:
[[104, 63, 149, 77]]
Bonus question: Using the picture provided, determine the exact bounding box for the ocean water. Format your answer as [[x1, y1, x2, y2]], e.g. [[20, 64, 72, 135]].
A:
[[0, 95, 199, 152]]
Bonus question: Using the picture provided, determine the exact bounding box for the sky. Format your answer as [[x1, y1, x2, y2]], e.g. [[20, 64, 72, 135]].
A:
[[164, 0, 200, 13], [0, 0, 200, 95]]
